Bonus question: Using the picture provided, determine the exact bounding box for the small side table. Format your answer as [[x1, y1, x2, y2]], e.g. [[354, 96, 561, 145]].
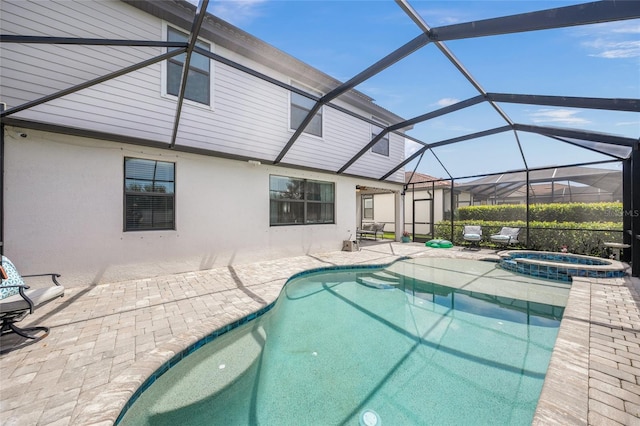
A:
[[603, 242, 630, 260]]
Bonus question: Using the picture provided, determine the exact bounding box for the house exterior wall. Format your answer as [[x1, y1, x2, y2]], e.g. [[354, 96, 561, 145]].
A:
[[0, 0, 409, 286], [396, 188, 448, 236], [403, 189, 431, 236], [457, 190, 473, 207], [362, 188, 452, 237], [3, 127, 401, 286], [361, 192, 396, 233], [0, 0, 406, 183]]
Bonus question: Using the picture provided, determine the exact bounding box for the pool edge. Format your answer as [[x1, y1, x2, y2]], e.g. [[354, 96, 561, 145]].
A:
[[76, 258, 411, 426], [533, 276, 591, 424]]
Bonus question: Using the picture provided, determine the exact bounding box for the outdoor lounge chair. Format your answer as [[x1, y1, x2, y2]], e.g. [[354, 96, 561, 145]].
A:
[[462, 225, 482, 249], [0, 256, 64, 341], [490, 227, 521, 248]]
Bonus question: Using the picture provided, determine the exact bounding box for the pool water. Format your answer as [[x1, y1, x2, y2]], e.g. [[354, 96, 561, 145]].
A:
[[119, 258, 568, 426]]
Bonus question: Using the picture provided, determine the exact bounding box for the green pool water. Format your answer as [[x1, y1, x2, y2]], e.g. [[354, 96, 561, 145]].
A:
[[119, 258, 568, 426]]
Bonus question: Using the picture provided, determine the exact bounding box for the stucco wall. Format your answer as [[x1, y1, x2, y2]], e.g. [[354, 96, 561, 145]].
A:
[[3, 127, 401, 286]]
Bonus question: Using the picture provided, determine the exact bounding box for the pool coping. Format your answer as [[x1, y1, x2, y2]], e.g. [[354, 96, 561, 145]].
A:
[[74, 260, 407, 425], [498, 250, 626, 272], [532, 276, 591, 424]]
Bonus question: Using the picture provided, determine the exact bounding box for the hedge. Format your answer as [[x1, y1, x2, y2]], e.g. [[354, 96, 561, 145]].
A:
[[434, 220, 623, 256], [457, 202, 623, 223]]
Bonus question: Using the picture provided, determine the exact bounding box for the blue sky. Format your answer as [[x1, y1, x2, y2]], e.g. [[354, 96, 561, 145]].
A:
[[200, 1, 639, 178]]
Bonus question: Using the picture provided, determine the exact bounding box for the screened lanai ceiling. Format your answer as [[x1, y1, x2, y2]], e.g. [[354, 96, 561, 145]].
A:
[[455, 165, 623, 200], [1, 0, 639, 183]]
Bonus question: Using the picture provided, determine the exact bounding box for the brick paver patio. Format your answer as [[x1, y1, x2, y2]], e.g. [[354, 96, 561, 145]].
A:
[[1, 242, 638, 425]]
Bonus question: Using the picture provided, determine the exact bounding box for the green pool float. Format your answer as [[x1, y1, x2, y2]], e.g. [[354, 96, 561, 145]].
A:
[[426, 239, 453, 248]]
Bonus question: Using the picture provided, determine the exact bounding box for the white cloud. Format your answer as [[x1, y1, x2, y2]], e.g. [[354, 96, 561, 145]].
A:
[[600, 21, 640, 35], [574, 21, 640, 59], [584, 40, 640, 59], [414, 7, 467, 26], [529, 109, 590, 125], [205, 0, 267, 26], [435, 98, 460, 107]]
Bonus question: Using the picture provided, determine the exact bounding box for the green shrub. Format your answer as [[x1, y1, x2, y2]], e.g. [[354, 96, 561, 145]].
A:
[[434, 219, 623, 256], [457, 202, 623, 223]]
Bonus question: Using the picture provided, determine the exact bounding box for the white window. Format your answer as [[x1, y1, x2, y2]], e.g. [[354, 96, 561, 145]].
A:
[[164, 24, 212, 106], [363, 195, 374, 219], [371, 118, 389, 156], [290, 82, 323, 137]]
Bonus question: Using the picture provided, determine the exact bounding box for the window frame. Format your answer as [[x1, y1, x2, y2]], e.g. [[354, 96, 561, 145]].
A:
[[289, 81, 323, 138], [162, 23, 214, 109], [123, 157, 176, 232], [371, 118, 390, 156], [269, 175, 335, 226], [362, 194, 374, 220]]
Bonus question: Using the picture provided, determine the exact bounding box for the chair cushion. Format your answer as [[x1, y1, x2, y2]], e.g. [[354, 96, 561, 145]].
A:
[[463, 226, 482, 234], [0, 257, 25, 300], [0, 286, 64, 313], [491, 235, 511, 242], [464, 233, 482, 241], [500, 227, 520, 238]]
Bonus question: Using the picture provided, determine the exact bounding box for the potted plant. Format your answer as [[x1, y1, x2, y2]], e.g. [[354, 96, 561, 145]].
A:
[[401, 231, 411, 243]]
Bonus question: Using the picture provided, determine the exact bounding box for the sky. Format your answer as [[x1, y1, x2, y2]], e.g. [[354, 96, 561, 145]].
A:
[[196, 0, 639, 179]]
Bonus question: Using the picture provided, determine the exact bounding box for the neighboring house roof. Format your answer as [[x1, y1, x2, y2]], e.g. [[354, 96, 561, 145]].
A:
[[505, 182, 613, 198], [405, 171, 450, 189], [456, 166, 622, 199]]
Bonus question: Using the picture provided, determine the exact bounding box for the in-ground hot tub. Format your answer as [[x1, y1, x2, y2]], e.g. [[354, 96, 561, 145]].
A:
[[498, 250, 627, 282]]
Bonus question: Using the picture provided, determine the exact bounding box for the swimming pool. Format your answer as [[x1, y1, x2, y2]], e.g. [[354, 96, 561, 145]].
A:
[[118, 258, 569, 425]]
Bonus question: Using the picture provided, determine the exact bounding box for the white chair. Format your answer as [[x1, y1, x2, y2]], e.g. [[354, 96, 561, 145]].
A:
[[490, 227, 521, 248], [462, 225, 482, 249]]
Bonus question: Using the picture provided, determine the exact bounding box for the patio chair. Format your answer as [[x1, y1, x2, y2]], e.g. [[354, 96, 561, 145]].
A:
[[490, 227, 521, 248], [0, 256, 64, 341], [462, 225, 482, 249]]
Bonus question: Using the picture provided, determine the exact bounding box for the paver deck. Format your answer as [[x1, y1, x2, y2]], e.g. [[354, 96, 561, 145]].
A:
[[0, 242, 638, 425]]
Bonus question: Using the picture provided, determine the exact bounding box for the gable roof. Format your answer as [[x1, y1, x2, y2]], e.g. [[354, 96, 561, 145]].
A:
[[405, 171, 450, 189]]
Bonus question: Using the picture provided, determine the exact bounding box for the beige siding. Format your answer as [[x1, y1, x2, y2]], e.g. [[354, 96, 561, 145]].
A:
[[282, 107, 371, 172], [1, 0, 406, 177], [0, 0, 161, 106], [343, 132, 406, 183]]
